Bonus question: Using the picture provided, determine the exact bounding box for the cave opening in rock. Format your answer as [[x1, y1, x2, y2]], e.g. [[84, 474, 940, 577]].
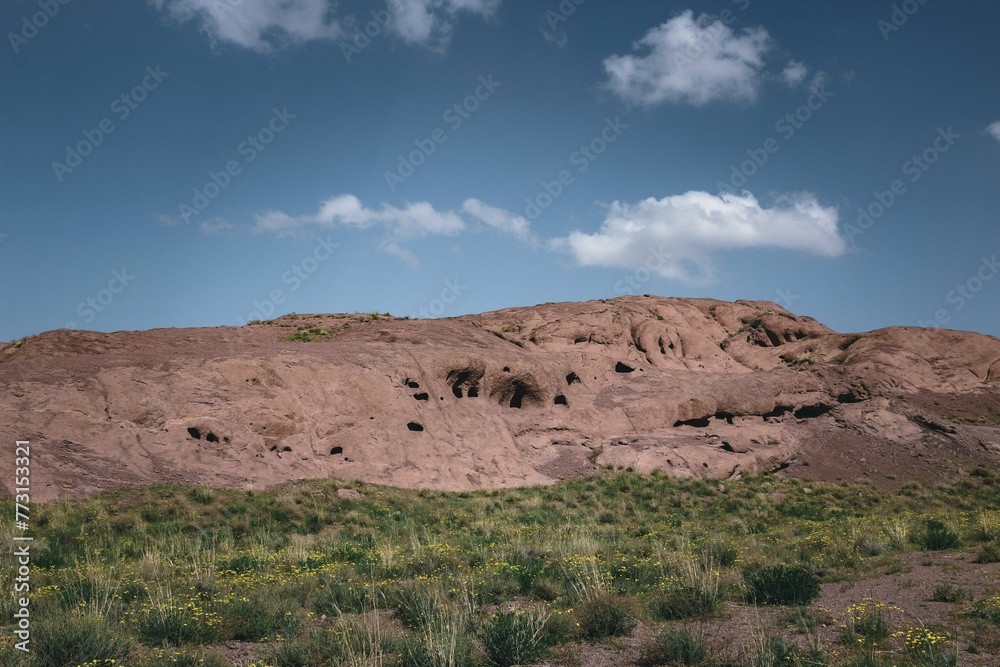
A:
[[566, 371, 580, 385], [794, 404, 832, 419], [554, 394, 568, 406], [509, 384, 527, 409], [615, 362, 635, 373], [187, 427, 202, 440], [406, 380, 420, 389], [407, 422, 424, 431], [413, 392, 429, 401], [467, 386, 479, 397], [714, 411, 735, 425], [673, 417, 711, 428], [763, 405, 792, 420], [331, 446, 343, 455], [205, 432, 219, 443]]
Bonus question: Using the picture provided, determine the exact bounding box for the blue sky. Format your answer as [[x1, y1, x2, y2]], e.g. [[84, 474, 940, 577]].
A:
[[2, 0, 999, 341]]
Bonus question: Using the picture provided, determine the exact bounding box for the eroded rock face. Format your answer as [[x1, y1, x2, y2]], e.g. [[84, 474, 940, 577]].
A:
[[2, 296, 999, 500]]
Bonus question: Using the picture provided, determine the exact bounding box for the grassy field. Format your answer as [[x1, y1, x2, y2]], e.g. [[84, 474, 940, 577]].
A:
[[2, 468, 999, 667]]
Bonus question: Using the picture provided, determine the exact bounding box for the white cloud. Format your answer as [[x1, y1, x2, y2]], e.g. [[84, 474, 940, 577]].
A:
[[554, 190, 845, 284], [460, 198, 535, 243], [603, 10, 771, 106], [252, 193, 536, 264], [151, 0, 342, 51], [156, 213, 181, 227], [986, 120, 1000, 144], [200, 217, 236, 234], [252, 195, 467, 264], [151, 0, 498, 52], [255, 194, 466, 237], [782, 60, 808, 87], [387, 0, 499, 50]]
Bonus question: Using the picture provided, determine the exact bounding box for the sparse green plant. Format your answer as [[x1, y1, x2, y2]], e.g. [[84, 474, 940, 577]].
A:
[[975, 541, 1000, 563], [898, 626, 957, 667], [637, 627, 708, 667], [479, 608, 552, 667], [916, 518, 961, 551], [781, 606, 833, 634], [286, 327, 331, 342], [743, 564, 820, 606], [742, 632, 797, 667], [31, 611, 136, 667], [842, 599, 895, 645], [649, 556, 723, 620], [973, 595, 1000, 623], [930, 583, 966, 603], [576, 592, 636, 640]]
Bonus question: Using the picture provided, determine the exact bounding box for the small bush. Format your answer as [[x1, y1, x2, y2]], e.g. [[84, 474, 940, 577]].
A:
[[900, 627, 956, 667], [650, 558, 723, 621], [638, 628, 708, 667], [930, 583, 965, 603], [187, 486, 216, 505], [576, 593, 637, 640], [842, 600, 893, 644], [975, 542, 1000, 564], [540, 608, 577, 646], [916, 519, 961, 551], [223, 596, 300, 641], [700, 541, 738, 567], [32, 612, 136, 667], [649, 584, 721, 621], [479, 609, 551, 667], [266, 629, 345, 667], [313, 577, 373, 616], [743, 635, 797, 667], [286, 327, 331, 343], [973, 595, 1000, 623], [130, 593, 222, 645], [743, 564, 820, 606], [781, 606, 833, 634]]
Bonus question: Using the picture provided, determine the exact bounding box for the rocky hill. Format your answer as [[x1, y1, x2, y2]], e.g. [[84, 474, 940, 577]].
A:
[[3, 296, 999, 501]]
